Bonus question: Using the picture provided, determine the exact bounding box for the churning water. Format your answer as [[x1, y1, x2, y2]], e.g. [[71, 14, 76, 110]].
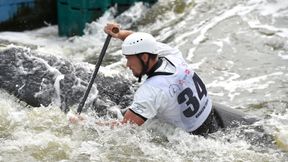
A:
[[0, 0, 287, 161]]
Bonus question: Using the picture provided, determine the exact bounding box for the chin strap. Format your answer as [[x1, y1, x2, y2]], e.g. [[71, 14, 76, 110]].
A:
[[136, 54, 151, 82]]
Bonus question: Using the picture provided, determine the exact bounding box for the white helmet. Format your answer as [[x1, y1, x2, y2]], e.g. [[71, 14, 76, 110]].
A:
[[122, 32, 158, 55]]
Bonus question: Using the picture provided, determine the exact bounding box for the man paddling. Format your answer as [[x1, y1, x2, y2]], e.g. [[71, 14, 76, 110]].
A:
[[71, 22, 219, 136]]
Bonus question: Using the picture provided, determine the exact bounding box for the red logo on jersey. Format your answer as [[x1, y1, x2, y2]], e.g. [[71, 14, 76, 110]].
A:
[[184, 69, 190, 75]]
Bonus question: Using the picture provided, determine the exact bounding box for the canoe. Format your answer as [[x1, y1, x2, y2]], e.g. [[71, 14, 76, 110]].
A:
[[213, 103, 259, 128]]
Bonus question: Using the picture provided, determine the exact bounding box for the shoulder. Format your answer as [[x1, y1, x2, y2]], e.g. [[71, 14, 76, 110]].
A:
[[135, 83, 162, 97], [131, 83, 167, 119], [134, 82, 169, 107], [155, 42, 180, 54], [155, 42, 186, 63]]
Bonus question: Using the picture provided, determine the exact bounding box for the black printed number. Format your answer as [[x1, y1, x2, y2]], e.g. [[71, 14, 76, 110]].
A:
[[193, 73, 207, 99], [177, 73, 207, 117], [177, 88, 199, 117]]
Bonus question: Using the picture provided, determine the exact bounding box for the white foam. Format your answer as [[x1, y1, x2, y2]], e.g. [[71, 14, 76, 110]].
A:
[[207, 72, 283, 100], [53, 74, 65, 106], [248, 0, 288, 16], [278, 52, 288, 60], [192, 4, 256, 45], [212, 40, 224, 54]]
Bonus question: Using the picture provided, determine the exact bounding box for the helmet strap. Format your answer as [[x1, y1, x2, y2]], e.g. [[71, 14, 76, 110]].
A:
[[138, 75, 142, 82], [136, 54, 151, 82]]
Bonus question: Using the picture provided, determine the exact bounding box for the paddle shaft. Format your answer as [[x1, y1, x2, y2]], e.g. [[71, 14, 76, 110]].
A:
[[77, 29, 118, 114]]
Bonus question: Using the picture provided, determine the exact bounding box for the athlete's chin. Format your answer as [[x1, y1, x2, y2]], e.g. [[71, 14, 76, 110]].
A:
[[129, 69, 141, 77], [132, 72, 141, 78], [133, 73, 140, 77]]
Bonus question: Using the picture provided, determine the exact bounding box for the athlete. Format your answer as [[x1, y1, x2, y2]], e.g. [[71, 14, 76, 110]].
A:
[[104, 22, 220, 136], [71, 23, 219, 136]]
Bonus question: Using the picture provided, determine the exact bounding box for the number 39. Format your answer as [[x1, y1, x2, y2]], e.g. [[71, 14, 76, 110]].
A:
[[177, 73, 207, 117]]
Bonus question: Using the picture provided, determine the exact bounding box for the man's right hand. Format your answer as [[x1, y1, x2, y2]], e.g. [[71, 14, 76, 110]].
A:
[[68, 114, 85, 124], [104, 22, 133, 41], [104, 22, 121, 38]]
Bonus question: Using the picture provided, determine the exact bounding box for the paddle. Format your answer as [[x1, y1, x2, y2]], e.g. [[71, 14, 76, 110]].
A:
[[77, 27, 119, 114]]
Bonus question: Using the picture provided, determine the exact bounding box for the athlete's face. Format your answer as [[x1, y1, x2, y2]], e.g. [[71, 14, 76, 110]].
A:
[[125, 55, 143, 77]]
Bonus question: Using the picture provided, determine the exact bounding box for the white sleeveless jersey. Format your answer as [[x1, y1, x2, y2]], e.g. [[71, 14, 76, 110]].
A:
[[130, 42, 212, 132]]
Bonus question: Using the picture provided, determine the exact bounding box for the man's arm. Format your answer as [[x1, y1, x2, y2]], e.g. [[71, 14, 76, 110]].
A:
[[104, 22, 133, 41], [69, 109, 145, 127], [122, 109, 146, 126], [93, 109, 146, 127]]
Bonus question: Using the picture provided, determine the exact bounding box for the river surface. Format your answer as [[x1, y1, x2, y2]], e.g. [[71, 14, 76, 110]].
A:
[[0, 0, 287, 161]]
